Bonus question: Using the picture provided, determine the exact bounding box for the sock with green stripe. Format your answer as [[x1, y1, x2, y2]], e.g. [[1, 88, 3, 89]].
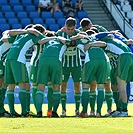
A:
[[117, 99, 127, 112], [36, 90, 44, 112], [81, 88, 89, 114], [26, 90, 30, 112], [105, 92, 113, 112], [47, 85, 53, 111], [32, 85, 37, 110], [19, 89, 27, 115], [97, 88, 104, 114], [0, 88, 3, 113], [1, 87, 7, 112], [74, 92, 81, 111], [7, 90, 16, 114], [89, 91, 96, 112], [52, 90, 61, 112], [113, 90, 119, 110], [61, 92, 67, 111]]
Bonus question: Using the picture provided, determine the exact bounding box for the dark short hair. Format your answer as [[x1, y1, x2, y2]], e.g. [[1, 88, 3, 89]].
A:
[[24, 24, 33, 30], [86, 29, 96, 36], [45, 30, 56, 37], [33, 24, 46, 33], [90, 27, 98, 33], [80, 18, 91, 28], [65, 17, 76, 27]]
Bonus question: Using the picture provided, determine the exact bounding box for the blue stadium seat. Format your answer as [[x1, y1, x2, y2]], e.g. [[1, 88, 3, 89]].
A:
[[5, 12, 16, 19], [0, 12, 4, 18], [33, 18, 44, 24], [0, 18, 7, 24], [34, 0, 39, 8], [10, 0, 20, 6], [8, 18, 19, 26], [57, 18, 66, 27], [76, 24, 80, 28], [20, 18, 31, 27], [17, 12, 28, 20], [58, 0, 62, 8], [53, 12, 64, 20], [72, 0, 76, 8], [49, 24, 60, 32], [1, 5, 12, 13], [21, 0, 32, 7], [29, 12, 40, 20], [75, 17, 80, 25], [42, 24, 47, 29], [25, 5, 36, 13], [41, 12, 52, 20], [78, 11, 88, 20], [13, 5, 24, 13], [12, 24, 23, 29], [45, 18, 56, 27], [0, 24, 10, 32], [0, 0, 8, 6]]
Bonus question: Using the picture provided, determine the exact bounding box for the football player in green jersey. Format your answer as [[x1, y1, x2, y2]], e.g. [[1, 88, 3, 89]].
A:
[[35, 35, 71, 117], [56, 17, 82, 116], [3, 24, 46, 117]]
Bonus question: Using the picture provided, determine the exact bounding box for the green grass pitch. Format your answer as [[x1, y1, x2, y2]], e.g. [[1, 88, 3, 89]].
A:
[[0, 103, 133, 133]]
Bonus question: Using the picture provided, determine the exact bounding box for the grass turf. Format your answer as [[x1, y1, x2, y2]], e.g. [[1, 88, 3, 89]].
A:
[[0, 103, 133, 133]]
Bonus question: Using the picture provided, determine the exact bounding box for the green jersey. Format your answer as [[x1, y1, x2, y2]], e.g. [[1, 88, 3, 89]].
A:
[[78, 25, 108, 32], [102, 38, 131, 68], [78, 39, 109, 63], [0, 36, 16, 61], [56, 29, 82, 67], [30, 44, 44, 67], [6, 33, 44, 64], [40, 38, 66, 62]]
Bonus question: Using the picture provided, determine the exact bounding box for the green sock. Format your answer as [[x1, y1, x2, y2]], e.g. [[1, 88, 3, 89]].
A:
[[0, 88, 2, 113], [26, 90, 30, 112], [75, 92, 81, 111], [97, 88, 104, 114], [121, 100, 128, 112], [19, 89, 27, 115], [117, 99, 127, 112], [1, 87, 7, 112], [32, 85, 37, 110], [7, 90, 15, 114], [105, 92, 113, 112], [61, 92, 67, 111], [113, 90, 119, 110], [36, 90, 44, 112], [47, 85, 53, 111], [52, 90, 61, 112], [81, 88, 89, 114], [89, 91, 96, 111]]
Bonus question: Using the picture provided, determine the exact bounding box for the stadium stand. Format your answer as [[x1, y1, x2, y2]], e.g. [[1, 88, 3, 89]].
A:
[[0, 0, 89, 36], [20, 18, 32, 27], [41, 12, 52, 20], [9, 0, 20, 6], [49, 23, 60, 32]]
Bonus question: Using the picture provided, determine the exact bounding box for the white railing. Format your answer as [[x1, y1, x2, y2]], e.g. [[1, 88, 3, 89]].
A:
[[101, 0, 133, 39]]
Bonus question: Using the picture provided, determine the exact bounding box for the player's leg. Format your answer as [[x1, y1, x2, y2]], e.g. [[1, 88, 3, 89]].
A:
[[47, 83, 53, 116], [104, 81, 113, 116], [89, 81, 97, 116], [60, 67, 70, 116], [52, 84, 61, 117], [79, 82, 89, 118], [72, 66, 82, 116]]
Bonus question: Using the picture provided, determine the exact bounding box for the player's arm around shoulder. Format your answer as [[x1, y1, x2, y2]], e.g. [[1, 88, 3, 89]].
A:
[[84, 41, 106, 52], [8, 29, 27, 36]]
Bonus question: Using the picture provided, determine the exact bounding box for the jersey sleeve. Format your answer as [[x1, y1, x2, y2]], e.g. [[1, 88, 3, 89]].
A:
[[7, 36, 16, 43]]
